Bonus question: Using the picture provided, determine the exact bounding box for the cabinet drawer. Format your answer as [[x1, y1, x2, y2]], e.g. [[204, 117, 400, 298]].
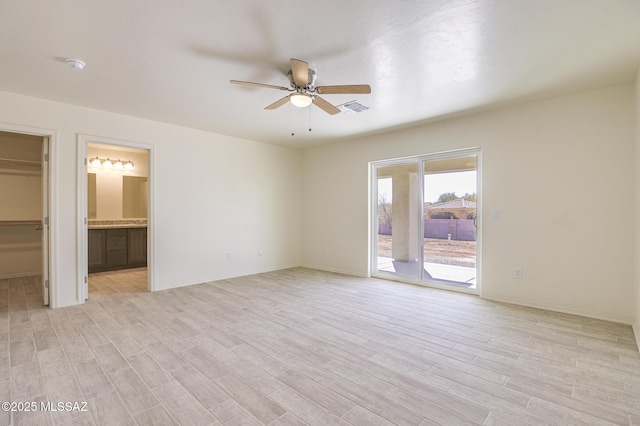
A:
[[106, 229, 127, 250]]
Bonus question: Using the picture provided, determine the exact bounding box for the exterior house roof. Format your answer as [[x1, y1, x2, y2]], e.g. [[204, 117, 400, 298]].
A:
[[428, 199, 477, 210]]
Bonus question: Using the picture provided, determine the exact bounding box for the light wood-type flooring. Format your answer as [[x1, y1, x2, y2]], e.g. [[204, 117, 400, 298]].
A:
[[1, 267, 639, 425]]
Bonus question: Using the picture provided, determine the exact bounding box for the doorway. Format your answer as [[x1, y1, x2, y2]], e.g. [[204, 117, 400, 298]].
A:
[[78, 136, 152, 301], [0, 129, 51, 305], [372, 148, 480, 294]]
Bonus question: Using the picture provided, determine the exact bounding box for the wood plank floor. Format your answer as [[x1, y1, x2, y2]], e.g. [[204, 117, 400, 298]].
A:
[[1, 267, 639, 425]]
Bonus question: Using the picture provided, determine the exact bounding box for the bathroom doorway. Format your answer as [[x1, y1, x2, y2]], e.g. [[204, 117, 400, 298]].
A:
[[77, 135, 153, 301]]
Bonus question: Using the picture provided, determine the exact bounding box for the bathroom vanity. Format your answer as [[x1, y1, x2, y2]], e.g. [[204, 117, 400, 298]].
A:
[[88, 220, 147, 273]]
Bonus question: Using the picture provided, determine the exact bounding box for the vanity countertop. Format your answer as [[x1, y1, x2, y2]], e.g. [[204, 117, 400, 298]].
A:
[[88, 220, 147, 229]]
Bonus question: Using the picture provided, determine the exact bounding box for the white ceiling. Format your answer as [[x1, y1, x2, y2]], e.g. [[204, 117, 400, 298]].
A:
[[1, 1, 639, 148]]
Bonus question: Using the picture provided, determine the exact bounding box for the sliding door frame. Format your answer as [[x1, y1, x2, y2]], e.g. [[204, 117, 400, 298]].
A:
[[370, 147, 482, 295]]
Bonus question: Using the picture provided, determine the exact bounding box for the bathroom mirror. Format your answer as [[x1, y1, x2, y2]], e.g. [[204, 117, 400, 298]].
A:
[[87, 173, 97, 219], [122, 176, 148, 218]]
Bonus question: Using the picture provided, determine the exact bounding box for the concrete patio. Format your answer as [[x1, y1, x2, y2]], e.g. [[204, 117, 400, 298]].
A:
[[377, 257, 476, 288]]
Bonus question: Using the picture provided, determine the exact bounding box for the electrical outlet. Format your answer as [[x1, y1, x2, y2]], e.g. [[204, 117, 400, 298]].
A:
[[492, 210, 501, 221], [258, 249, 263, 256], [514, 267, 523, 279], [226, 251, 231, 260]]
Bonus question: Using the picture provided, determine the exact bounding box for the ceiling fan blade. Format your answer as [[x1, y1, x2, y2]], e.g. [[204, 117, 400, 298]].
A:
[[264, 96, 290, 110], [290, 58, 309, 86], [230, 80, 290, 91], [316, 84, 372, 94], [313, 96, 340, 115]]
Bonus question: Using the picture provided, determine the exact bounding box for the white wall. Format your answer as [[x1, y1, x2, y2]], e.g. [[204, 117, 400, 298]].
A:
[[0, 225, 41, 278], [0, 173, 41, 220], [0, 90, 302, 307], [302, 84, 636, 324]]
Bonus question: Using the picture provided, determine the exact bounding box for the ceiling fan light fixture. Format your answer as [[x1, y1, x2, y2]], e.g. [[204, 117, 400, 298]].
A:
[[289, 93, 313, 108]]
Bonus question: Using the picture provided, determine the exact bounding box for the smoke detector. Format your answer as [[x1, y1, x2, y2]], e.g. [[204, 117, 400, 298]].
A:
[[66, 58, 86, 70]]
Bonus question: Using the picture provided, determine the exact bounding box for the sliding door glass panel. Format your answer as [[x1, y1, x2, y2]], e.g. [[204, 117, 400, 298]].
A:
[[375, 163, 420, 279], [422, 155, 477, 288]]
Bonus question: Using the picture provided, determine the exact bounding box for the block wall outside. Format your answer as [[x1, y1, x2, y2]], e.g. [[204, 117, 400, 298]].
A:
[[378, 219, 476, 241]]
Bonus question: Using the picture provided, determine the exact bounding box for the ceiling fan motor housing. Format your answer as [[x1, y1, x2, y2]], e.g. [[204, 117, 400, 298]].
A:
[[288, 68, 317, 89]]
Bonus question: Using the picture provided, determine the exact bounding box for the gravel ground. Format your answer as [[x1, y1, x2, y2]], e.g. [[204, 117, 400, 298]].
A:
[[377, 235, 476, 268]]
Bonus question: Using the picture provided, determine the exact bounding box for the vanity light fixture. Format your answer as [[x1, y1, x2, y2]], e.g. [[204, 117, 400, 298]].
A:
[[89, 157, 134, 170]]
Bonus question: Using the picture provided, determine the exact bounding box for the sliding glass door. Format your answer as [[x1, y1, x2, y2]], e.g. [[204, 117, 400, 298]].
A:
[[372, 149, 480, 293], [375, 162, 420, 280]]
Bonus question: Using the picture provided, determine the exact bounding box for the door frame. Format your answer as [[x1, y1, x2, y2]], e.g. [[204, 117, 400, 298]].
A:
[[370, 147, 482, 295], [41, 136, 49, 305], [77, 134, 154, 301], [0, 122, 57, 306]]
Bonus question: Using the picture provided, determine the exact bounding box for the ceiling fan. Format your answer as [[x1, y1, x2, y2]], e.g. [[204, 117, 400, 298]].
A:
[[230, 58, 371, 115]]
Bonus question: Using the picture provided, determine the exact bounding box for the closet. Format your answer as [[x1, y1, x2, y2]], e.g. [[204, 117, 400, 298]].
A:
[[0, 131, 44, 279]]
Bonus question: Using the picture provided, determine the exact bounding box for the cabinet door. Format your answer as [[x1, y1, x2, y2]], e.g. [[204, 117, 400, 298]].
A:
[[127, 228, 147, 266], [88, 229, 106, 271]]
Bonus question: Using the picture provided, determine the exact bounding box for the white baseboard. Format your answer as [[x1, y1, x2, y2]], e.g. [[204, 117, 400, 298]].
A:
[[152, 263, 302, 292], [481, 292, 634, 325], [298, 263, 368, 278]]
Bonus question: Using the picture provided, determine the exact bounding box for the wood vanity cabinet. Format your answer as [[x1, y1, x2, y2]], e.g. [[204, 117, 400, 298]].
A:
[[88, 227, 147, 273]]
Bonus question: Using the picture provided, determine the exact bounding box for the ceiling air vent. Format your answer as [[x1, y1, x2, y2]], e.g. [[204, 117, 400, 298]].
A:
[[337, 101, 369, 114]]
